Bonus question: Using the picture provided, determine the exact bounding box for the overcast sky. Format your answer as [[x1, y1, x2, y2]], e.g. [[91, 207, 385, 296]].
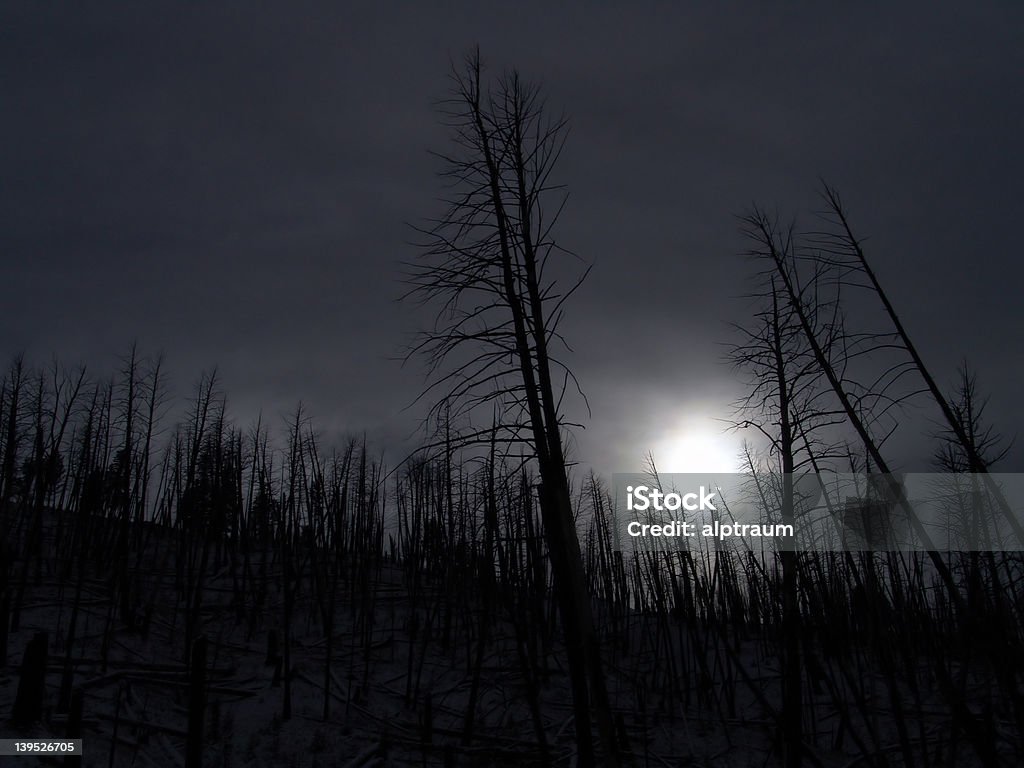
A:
[[2, 3, 1022, 476]]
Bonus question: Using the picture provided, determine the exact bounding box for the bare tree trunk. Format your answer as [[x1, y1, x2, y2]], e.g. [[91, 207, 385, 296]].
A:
[[821, 184, 1024, 546], [770, 286, 802, 768], [406, 50, 617, 763], [186, 635, 207, 768]]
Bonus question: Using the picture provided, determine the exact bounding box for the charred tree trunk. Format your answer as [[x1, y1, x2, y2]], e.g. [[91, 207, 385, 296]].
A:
[[186, 635, 207, 768], [11, 630, 47, 726], [405, 50, 617, 763]]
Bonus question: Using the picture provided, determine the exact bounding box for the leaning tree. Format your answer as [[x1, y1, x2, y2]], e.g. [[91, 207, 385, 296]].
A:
[[404, 49, 618, 764]]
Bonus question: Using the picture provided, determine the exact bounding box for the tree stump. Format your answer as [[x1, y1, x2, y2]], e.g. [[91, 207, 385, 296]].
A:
[[11, 631, 47, 725]]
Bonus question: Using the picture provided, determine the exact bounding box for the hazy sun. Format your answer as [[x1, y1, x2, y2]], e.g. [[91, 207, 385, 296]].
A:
[[649, 416, 743, 474]]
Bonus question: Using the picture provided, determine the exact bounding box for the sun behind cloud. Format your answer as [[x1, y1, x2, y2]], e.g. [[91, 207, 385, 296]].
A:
[[649, 413, 744, 474]]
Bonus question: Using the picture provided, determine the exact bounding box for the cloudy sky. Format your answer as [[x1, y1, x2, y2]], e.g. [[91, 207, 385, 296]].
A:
[[2, 3, 1022, 475]]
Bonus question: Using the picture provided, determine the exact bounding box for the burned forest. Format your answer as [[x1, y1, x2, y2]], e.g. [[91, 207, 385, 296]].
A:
[[3, 9, 1023, 768]]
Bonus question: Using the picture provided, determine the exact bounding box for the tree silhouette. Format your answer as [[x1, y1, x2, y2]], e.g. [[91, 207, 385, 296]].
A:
[[404, 49, 618, 764]]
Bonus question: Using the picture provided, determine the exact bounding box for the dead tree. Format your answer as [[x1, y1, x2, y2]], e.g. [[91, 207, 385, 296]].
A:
[[731, 277, 808, 767], [745, 205, 1001, 767], [731, 243, 858, 766], [932, 365, 1010, 475], [404, 49, 617, 764], [0, 355, 25, 518], [812, 183, 1024, 546]]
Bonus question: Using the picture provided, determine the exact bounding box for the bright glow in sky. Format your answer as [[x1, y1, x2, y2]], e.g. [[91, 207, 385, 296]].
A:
[[649, 414, 745, 474]]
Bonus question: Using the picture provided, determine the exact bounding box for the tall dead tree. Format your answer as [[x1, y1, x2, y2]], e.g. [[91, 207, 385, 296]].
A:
[[731, 247, 853, 767], [405, 50, 617, 764], [731, 277, 806, 767], [745, 205, 1001, 766], [811, 183, 1024, 547]]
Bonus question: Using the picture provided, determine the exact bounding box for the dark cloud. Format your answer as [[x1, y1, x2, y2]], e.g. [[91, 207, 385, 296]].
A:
[[2, 3, 1021, 475]]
